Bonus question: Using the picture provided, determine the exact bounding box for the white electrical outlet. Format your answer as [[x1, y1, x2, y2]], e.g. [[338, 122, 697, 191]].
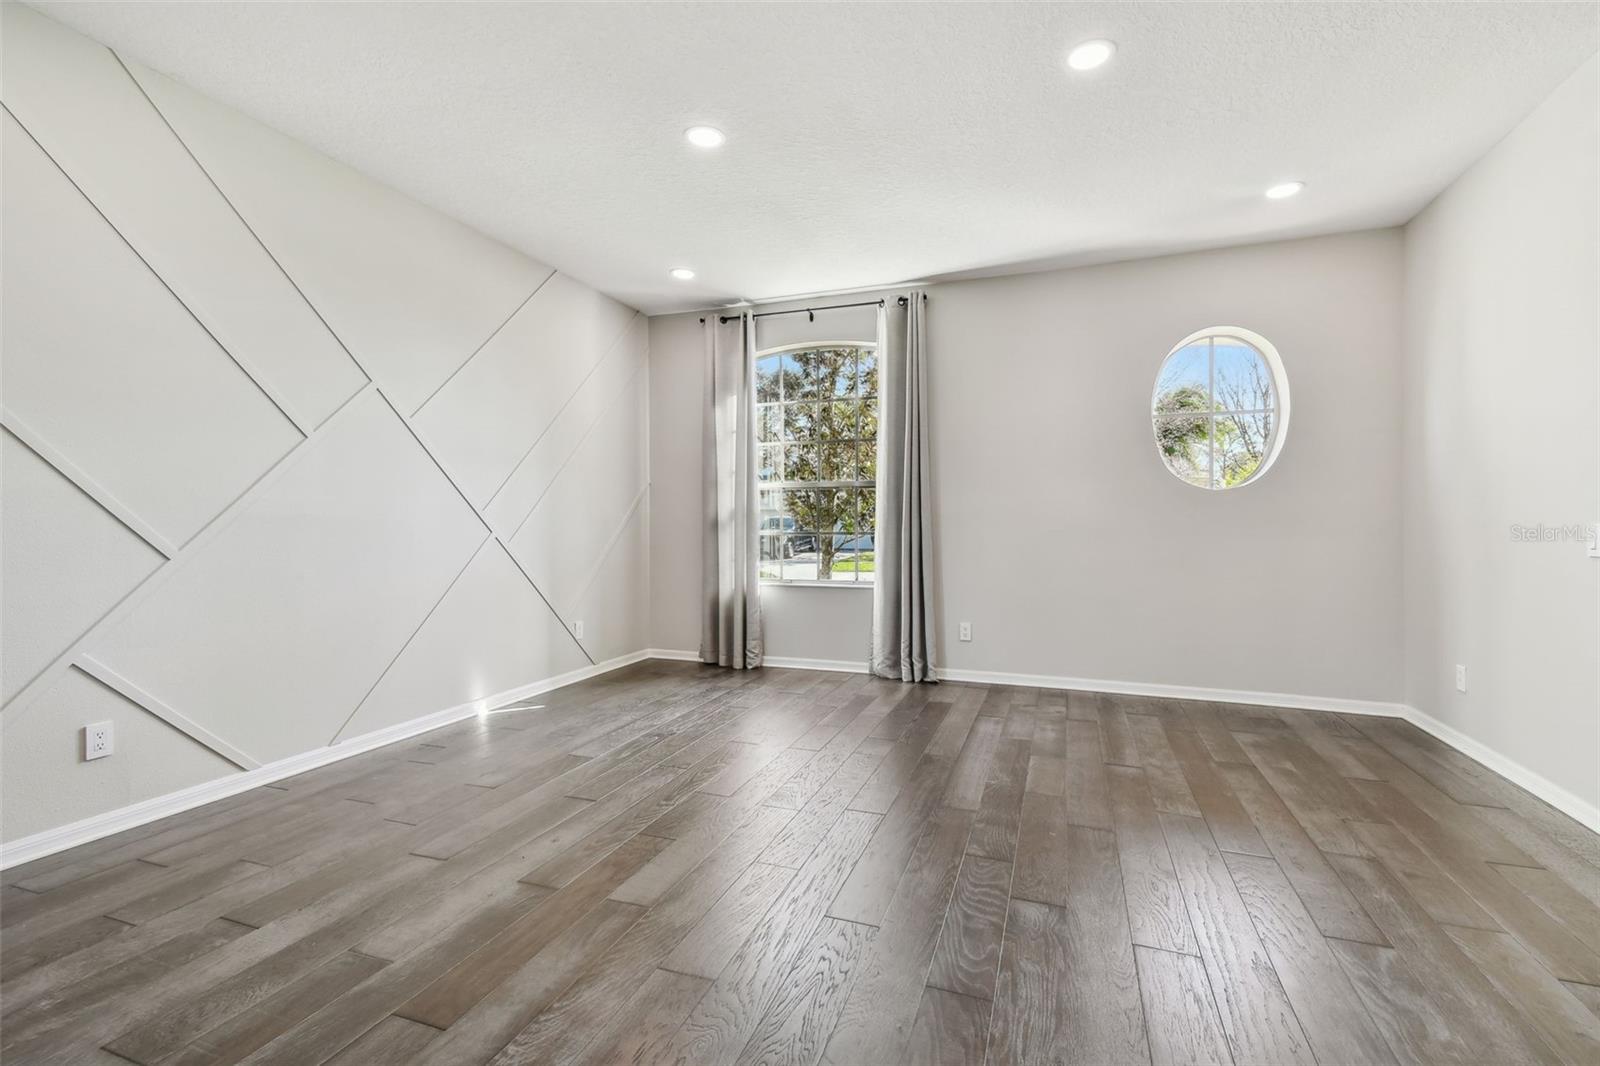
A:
[[1455, 665, 1467, 692], [84, 721, 114, 761], [574, 620, 585, 639], [958, 621, 973, 642]]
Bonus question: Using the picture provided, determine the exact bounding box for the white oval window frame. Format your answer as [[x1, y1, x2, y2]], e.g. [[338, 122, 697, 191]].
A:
[[1151, 325, 1291, 490]]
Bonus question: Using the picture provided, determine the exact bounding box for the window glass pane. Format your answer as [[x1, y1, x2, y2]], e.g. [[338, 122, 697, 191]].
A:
[[1153, 414, 1211, 488], [859, 351, 878, 396], [803, 348, 851, 399], [782, 351, 814, 400], [1152, 330, 1285, 491], [780, 535, 818, 580], [791, 488, 850, 532], [783, 401, 818, 441], [783, 489, 819, 533], [834, 350, 859, 397], [759, 490, 783, 529], [759, 346, 880, 582], [798, 350, 823, 398], [756, 356, 782, 403], [856, 442, 876, 484], [857, 487, 876, 532], [1214, 409, 1273, 487], [829, 398, 861, 439], [1213, 340, 1274, 412], [759, 534, 782, 580], [818, 442, 855, 481], [757, 445, 782, 483], [785, 443, 819, 483], [826, 532, 856, 581], [819, 401, 853, 441], [1154, 342, 1210, 415], [830, 531, 873, 582], [756, 404, 779, 442], [780, 352, 808, 400], [834, 488, 861, 535]]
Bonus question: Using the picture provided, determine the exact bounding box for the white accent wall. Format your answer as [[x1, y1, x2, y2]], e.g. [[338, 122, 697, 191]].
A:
[[0, 6, 650, 843], [1402, 56, 1600, 814], [650, 230, 1407, 704]]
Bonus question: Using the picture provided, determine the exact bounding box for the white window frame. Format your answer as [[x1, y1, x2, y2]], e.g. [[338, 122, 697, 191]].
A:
[[754, 340, 879, 588], [1150, 325, 1291, 490]]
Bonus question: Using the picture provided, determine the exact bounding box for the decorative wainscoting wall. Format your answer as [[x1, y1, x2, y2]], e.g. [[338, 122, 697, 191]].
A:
[[0, 6, 650, 848]]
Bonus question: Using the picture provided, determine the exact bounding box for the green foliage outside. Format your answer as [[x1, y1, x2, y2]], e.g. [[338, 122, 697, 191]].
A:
[[757, 347, 877, 579], [1153, 349, 1273, 488]]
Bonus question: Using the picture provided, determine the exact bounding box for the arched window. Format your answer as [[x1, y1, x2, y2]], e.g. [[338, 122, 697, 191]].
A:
[[754, 344, 878, 582], [1152, 327, 1289, 489]]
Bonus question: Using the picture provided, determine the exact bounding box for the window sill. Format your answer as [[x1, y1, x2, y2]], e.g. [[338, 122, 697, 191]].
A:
[[760, 580, 875, 590]]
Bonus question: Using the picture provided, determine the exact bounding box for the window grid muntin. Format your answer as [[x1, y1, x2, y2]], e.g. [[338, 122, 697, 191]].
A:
[[1152, 333, 1279, 490], [756, 345, 878, 583]]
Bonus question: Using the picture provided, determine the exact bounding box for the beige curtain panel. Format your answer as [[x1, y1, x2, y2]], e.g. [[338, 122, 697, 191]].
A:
[[871, 292, 937, 682], [700, 312, 764, 668]]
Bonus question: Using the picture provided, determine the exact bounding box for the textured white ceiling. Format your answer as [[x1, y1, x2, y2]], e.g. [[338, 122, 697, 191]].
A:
[[30, 1, 1599, 314]]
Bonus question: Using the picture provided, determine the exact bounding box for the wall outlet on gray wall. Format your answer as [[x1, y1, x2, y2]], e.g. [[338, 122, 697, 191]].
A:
[[84, 722, 114, 761]]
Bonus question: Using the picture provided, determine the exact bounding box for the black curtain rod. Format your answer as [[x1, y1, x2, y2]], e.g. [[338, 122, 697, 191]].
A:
[[700, 293, 923, 325], [718, 298, 882, 325]]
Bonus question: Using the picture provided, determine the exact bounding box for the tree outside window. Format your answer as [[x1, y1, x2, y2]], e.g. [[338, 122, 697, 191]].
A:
[[1152, 333, 1281, 490], [755, 346, 878, 582]]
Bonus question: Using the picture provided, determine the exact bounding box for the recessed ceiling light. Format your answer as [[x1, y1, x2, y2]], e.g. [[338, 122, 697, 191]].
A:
[[684, 126, 726, 148], [1066, 39, 1115, 72], [670, 267, 696, 280], [1265, 181, 1305, 200]]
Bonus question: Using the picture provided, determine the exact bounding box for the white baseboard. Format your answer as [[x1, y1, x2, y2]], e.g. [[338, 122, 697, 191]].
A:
[[763, 655, 871, 674], [1398, 704, 1600, 833], [648, 649, 1403, 715], [645, 648, 871, 674], [645, 648, 703, 663], [10, 646, 1590, 869], [0, 648, 653, 871], [934, 664, 1410, 719], [644, 649, 1597, 833]]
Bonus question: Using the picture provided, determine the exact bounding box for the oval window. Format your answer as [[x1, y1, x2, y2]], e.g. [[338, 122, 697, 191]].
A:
[[1151, 327, 1289, 489]]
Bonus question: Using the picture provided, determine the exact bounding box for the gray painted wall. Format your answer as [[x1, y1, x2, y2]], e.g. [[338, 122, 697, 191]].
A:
[[1401, 56, 1599, 812], [651, 230, 1407, 704], [0, 6, 650, 844]]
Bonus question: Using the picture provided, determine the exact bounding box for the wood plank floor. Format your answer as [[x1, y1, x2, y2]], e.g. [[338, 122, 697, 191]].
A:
[[3, 659, 1598, 1065]]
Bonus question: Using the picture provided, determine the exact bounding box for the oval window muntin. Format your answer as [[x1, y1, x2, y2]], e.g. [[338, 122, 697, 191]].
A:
[[1151, 326, 1290, 490]]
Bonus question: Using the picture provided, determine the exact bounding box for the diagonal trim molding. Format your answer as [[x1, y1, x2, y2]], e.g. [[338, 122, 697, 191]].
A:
[[0, 383, 374, 723], [0, 648, 661, 870], [0, 415, 177, 559], [73, 658, 260, 769], [483, 312, 645, 514], [329, 532, 494, 745], [385, 389, 595, 667], [109, 50, 375, 433], [408, 268, 558, 418], [560, 481, 649, 624], [503, 357, 648, 545], [1, 14, 652, 850], [2, 101, 314, 439]]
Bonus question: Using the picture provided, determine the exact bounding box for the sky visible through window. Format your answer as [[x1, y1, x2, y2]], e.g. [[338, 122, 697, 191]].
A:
[[1153, 336, 1277, 489], [755, 346, 878, 582]]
